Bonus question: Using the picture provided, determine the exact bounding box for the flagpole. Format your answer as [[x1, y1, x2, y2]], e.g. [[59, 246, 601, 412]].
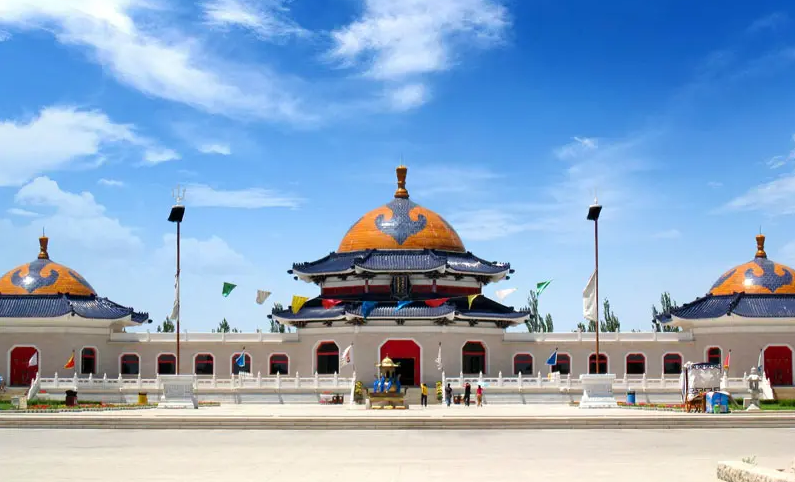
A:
[[587, 199, 603, 375], [169, 186, 186, 375]]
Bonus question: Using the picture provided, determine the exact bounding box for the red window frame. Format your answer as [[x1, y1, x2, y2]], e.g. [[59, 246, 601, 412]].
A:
[[553, 353, 571, 375], [588, 353, 608, 374], [120, 353, 140, 376], [462, 341, 486, 374], [513, 354, 533, 375], [157, 354, 176, 375], [81, 347, 96, 375], [270, 354, 289, 375], [663, 353, 683, 375], [231, 353, 251, 375], [194, 353, 214, 375], [316, 342, 339, 375], [625, 353, 646, 375], [707, 347, 722, 365]]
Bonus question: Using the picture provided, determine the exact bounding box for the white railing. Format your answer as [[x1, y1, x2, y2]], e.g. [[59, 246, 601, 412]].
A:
[[109, 331, 299, 343], [36, 371, 355, 393], [502, 331, 694, 343], [441, 370, 749, 392]]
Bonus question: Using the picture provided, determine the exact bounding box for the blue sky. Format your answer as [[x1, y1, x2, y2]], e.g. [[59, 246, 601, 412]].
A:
[[2, 0, 795, 333]]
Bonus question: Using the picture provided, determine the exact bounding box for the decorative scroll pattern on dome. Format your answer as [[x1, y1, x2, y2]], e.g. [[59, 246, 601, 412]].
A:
[[375, 199, 427, 245], [710, 257, 795, 295], [0, 259, 97, 296], [10, 259, 59, 293]]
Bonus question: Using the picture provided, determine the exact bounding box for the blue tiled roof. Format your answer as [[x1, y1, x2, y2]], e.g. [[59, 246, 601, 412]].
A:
[[0, 294, 150, 323], [291, 249, 510, 276], [659, 293, 795, 321]]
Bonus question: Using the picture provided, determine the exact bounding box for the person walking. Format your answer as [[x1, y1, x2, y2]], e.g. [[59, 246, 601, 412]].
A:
[[445, 383, 453, 407], [464, 382, 471, 407], [476, 384, 483, 407], [420, 383, 428, 407]]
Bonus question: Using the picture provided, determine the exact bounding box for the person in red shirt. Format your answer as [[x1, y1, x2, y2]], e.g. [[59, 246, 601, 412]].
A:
[[476, 385, 483, 407]]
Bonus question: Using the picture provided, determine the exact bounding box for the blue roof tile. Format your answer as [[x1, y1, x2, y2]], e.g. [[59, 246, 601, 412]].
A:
[[0, 294, 150, 323], [661, 293, 795, 321]]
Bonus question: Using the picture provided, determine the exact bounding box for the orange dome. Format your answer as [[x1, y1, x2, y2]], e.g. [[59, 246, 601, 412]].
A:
[[0, 236, 96, 296], [709, 234, 795, 295], [337, 166, 466, 253]]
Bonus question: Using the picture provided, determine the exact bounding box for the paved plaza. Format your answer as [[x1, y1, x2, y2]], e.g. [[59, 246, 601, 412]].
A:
[[1, 426, 792, 481]]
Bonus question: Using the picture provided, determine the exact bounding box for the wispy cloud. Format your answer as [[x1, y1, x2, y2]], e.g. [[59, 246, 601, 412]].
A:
[[186, 184, 302, 209], [7, 207, 39, 217], [721, 173, 795, 215], [553, 137, 599, 160], [707, 181, 723, 188], [764, 134, 795, 170], [408, 165, 503, 198], [144, 148, 180, 165], [156, 234, 247, 275], [198, 143, 232, 156], [98, 178, 125, 187], [202, 0, 309, 42], [652, 229, 682, 239], [0, 30, 9, 41], [748, 12, 789, 33], [387, 83, 428, 111]]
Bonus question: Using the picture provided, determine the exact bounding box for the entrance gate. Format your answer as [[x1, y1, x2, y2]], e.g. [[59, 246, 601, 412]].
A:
[[764, 346, 793, 386], [9, 346, 38, 387], [380, 339, 420, 386]]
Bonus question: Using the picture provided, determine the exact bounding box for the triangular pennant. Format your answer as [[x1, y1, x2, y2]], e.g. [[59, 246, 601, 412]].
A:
[[424, 298, 449, 308], [361, 301, 377, 319], [536, 280, 552, 296], [255, 290, 271, 305], [322, 299, 343, 310], [63, 351, 74, 369], [495, 288, 517, 302], [222, 282, 237, 297], [291, 295, 309, 314], [467, 294, 481, 309], [169, 275, 180, 321], [395, 300, 412, 312]]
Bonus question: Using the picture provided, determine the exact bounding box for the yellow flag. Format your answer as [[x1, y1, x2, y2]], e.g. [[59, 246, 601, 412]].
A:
[[291, 295, 309, 314], [467, 294, 481, 309]]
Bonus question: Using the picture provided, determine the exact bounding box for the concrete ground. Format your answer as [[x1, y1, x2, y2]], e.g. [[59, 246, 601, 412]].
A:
[[1, 427, 792, 481]]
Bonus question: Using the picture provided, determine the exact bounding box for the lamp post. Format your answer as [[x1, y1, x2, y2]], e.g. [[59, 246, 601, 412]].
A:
[[168, 186, 186, 374], [587, 200, 602, 374]]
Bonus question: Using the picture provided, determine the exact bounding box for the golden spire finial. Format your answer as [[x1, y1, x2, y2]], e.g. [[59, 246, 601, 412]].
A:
[[394, 165, 409, 199], [755, 231, 767, 258], [38, 229, 50, 260]]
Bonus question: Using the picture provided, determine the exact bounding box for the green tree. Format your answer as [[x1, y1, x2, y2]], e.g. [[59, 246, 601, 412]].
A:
[[602, 299, 620, 332], [521, 291, 552, 333], [651, 292, 681, 332], [270, 302, 286, 333], [215, 318, 231, 333], [544, 313, 554, 332], [576, 320, 597, 332], [156, 317, 175, 333]]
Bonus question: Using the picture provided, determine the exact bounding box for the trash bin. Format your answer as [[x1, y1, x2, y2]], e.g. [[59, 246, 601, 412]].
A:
[[138, 392, 148, 405], [627, 390, 636, 405], [65, 390, 78, 407]]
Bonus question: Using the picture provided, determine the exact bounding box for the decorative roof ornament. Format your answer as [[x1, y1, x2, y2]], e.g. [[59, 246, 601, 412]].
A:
[[38, 228, 49, 260], [756, 232, 767, 259], [394, 165, 409, 199]]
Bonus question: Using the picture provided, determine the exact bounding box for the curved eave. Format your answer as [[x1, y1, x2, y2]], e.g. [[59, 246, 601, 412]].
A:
[[659, 292, 795, 326], [0, 294, 150, 325]]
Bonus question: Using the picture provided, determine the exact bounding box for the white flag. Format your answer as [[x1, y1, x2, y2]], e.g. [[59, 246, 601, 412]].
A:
[[340, 344, 353, 367], [583, 271, 597, 322], [435, 344, 443, 371], [495, 288, 517, 302], [256, 290, 271, 305], [169, 276, 180, 321], [28, 352, 38, 367]]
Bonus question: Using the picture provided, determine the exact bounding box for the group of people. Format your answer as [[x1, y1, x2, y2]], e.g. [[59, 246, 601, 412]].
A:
[[418, 382, 483, 407]]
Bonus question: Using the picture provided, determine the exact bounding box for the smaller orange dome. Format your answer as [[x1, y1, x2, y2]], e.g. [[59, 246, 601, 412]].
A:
[[338, 166, 466, 253], [709, 234, 795, 295], [0, 235, 97, 296]]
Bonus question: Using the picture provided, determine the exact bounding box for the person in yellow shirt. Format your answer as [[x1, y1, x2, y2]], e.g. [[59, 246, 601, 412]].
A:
[[420, 383, 428, 407]]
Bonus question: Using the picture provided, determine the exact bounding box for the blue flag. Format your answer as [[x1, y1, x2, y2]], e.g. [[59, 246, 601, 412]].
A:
[[395, 300, 411, 312], [361, 301, 377, 319], [236, 352, 247, 368], [545, 349, 558, 366]]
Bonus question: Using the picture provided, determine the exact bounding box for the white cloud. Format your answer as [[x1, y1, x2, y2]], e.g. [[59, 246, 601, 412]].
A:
[[0, 29, 10, 41], [186, 184, 302, 209], [722, 173, 795, 215], [202, 0, 308, 41], [98, 178, 125, 187], [554, 137, 599, 160], [409, 165, 502, 197], [764, 134, 795, 170], [446, 208, 541, 241], [156, 234, 246, 275], [652, 229, 682, 239], [12, 177, 142, 253], [387, 83, 428, 111], [144, 148, 180, 164], [6, 208, 39, 217], [198, 143, 232, 155], [0, 0, 313, 123], [0, 106, 141, 186], [748, 12, 788, 33]]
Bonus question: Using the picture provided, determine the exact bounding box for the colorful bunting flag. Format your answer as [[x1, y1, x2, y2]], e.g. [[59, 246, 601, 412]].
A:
[[256, 290, 271, 305], [291, 295, 309, 314], [435, 343, 443, 371], [361, 301, 377, 319], [340, 344, 354, 367], [424, 298, 449, 308], [467, 294, 481, 309], [545, 348, 558, 366], [536, 280, 552, 296], [583, 272, 597, 322], [222, 282, 237, 297], [322, 299, 343, 310], [724, 350, 731, 370], [495, 288, 517, 302], [395, 300, 412, 312], [236, 348, 247, 369], [63, 351, 75, 369], [28, 352, 39, 368]]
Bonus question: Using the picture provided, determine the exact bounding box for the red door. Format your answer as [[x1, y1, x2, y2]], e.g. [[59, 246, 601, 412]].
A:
[[380, 339, 421, 386], [10, 346, 39, 386], [764, 346, 793, 386]]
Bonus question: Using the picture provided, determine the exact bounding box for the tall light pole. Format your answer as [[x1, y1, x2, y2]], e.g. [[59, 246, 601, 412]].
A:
[[587, 200, 602, 374], [169, 186, 186, 374]]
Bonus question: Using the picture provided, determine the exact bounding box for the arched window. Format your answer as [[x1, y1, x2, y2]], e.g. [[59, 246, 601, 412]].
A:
[[513, 354, 533, 375], [707, 347, 722, 365], [663, 353, 683, 375], [462, 341, 486, 374], [626, 353, 646, 375], [81, 347, 97, 375], [270, 354, 289, 375], [588, 353, 608, 374], [194, 354, 214, 375], [120, 354, 140, 376], [157, 354, 176, 375], [316, 342, 339, 375], [553, 354, 571, 375], [231, 353, 251, 375]]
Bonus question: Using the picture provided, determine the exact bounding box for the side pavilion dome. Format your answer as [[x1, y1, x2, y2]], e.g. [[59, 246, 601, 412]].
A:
[[709, 234, 795, 295], [337, 165, 465, 253]]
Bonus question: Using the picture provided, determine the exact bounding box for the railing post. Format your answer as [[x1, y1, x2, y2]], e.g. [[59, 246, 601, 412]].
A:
[[314, 372, 319, 389], [334, 372, 339, 387], [54, 372, 59, 389], [660, 373, 666, 388], [102, 373, 108, 389], [257, 371, 263, 388], [623, 372, 627, 385], [459, 371, 464, 387], [73, 373, 78, 389], [137, 373, 142, 388], [212, 373, 217, 388], [349, 371, 357, 407], [275, 372, 280, 390], [517, 372, 522, 389], [442, 371, 446, 389], [641, 373, 648, 390], [498, 371, 503, 387], [537, 371, 542, 388], [295, 372, 300, 388], [566, 373, 571, 388]]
